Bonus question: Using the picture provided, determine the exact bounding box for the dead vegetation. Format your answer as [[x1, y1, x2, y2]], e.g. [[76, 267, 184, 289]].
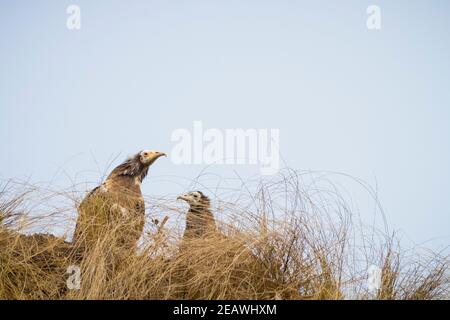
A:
[[0, 170, 448, 300]]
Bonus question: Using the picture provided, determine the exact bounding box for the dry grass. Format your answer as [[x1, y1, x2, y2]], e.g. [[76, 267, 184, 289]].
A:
[[0, 170, 448, 300]]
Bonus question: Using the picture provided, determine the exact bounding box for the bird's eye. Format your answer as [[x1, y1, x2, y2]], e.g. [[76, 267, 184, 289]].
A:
[[143, 152, 148, 156]]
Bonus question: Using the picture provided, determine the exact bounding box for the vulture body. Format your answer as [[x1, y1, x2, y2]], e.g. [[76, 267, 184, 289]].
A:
[[73, 150, 166, 254], [177, 191, 217, 239]]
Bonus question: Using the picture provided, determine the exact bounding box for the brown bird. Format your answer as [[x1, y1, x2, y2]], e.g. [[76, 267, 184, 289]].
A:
[[73, 150, 166, 254], [177, 191, 217, 240]]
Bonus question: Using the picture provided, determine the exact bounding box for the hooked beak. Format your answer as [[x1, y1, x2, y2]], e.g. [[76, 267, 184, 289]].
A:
[[177, 194, 188, 201], [156, 151, 167, 158]]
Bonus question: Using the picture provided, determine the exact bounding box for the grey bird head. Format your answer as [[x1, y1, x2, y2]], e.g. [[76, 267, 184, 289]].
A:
[[177, 191, 210, 209]]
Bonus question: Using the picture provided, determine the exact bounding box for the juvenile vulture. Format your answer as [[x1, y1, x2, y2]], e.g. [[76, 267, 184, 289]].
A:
[[177, 191, 217, 239], [73, 150, 166, 254]]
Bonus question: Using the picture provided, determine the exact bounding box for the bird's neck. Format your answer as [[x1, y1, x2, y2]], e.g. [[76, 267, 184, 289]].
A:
[[185, 205, 216, 235], [189, 205, 211, 216], [105, 175, 143, 195]]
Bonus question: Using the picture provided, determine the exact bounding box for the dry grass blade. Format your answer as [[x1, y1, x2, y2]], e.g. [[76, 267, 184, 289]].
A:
[[0, 172, 448, 300]]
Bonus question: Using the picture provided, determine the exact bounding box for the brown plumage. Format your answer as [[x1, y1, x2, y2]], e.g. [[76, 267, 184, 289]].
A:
[[73, 150, 166, 254], [177, 191, 217, 239]]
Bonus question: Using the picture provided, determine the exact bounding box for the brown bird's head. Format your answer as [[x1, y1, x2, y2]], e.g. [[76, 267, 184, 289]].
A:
[[109, 149, 166, 183], [177, 191, 210, 211]]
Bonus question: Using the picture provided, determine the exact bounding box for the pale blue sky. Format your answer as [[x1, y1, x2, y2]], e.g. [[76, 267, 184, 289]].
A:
[[0, 1, 449, 249]]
